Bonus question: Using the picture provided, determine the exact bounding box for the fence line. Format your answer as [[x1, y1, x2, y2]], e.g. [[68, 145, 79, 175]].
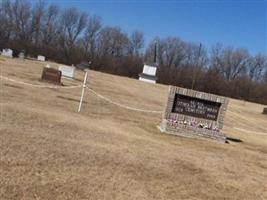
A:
[[0, 75, 82, 89], [86, 87, 163, 114], [0, 74, 163, 114]]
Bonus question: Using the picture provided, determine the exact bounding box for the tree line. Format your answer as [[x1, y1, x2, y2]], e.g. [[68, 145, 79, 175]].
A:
[[1, 0, 267, 104]]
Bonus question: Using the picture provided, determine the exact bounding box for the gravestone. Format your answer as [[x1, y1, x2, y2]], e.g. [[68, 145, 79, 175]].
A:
[[37, 55, 45, 61], [1, 49, 13, 58], [263, 108, 267, 115], [139, 64, 157, 84], [58, 65, 75, 79], [41, 67, 61, 84], [19, 52, 25, 59], [160, 86, 229, 142], [76, 61, 90, 70]]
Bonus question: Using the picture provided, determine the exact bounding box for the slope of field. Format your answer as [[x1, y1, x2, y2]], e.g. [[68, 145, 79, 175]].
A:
[[0, 57, 266, 200]]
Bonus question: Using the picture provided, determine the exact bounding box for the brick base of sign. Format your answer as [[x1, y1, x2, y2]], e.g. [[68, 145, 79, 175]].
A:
[[160, 119, 226, 143], [160, 86, 229, 143]]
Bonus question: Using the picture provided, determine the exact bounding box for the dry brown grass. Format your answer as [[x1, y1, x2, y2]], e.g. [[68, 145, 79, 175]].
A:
[[0, 56, 266, 200]]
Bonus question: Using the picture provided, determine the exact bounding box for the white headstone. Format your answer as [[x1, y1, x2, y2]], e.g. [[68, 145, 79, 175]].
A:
[[1, 49, 13, 58], [143, 64, 157, 76], [45, 64, 50, 68], [19, 52, 25, 59], [37, 55, 45, 61], [58, 65, 75, 79], [139, 64, 157, 84]]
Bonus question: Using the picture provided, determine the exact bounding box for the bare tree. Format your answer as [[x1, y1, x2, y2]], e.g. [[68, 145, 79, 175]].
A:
[[247, 53, 267, 82], [0, 0, 14, 47], [60, 7, 87, 62], [97, 26, 131, 57], [130, 31, 144, 56], [82, 15, 102, 59], [182, 42, 207, 69], [41, 4, 60, 47], [211, 44, 249, 80], [161, 37, 186, 68], [12, 0, 32, 43], [145, 37, 186, 68], [31, 0, 45, 46]]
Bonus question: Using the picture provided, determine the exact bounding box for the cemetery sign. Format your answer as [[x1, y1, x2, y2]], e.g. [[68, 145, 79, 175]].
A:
[[160, 86, 229, 142], [172, 94, 221, 121]]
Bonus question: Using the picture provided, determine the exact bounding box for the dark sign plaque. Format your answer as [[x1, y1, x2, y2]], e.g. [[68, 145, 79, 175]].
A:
[[41, 67, 62, 84], [172, 94, 221, 121]]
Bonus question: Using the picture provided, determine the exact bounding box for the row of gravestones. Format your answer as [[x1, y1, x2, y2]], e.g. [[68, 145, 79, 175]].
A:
[[1, 48, 45, 61], [0, 48, 75, 84]]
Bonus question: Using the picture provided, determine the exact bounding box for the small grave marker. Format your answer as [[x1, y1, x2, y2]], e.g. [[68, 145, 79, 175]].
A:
[[160, 86, 229, 142], [41, 67, 61, 84], [263, 108, 267, 115], [37, 55, 45, 61], [19, 52, 25, 59]]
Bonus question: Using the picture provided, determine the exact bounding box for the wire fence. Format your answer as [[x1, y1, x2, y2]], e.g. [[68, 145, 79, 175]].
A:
[[0, 75, 163, 114], [86, 87, 163, 113], [0, 75, 82, 89]]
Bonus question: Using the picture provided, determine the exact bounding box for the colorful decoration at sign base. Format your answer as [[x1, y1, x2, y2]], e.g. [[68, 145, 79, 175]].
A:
[[160, 86, 229, 142]]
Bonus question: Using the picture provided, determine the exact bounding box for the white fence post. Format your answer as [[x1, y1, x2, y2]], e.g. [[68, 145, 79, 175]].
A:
[[78, 70, 88, 112]]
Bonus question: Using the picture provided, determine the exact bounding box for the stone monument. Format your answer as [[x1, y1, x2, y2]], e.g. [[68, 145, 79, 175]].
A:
[[160, 86, 229, 142]]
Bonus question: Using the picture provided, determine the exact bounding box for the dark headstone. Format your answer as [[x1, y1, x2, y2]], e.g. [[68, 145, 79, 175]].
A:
[[263, 108, 267, 115], [12, 49, 19, 58], [41, 67, 61, 84]]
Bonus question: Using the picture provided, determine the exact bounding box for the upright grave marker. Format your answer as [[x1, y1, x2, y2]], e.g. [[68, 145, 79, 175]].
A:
[[139, 41, 158, 84], [41, 67, 62, 84], [37, 55, 45, 61], [160, 86, 229, 142], [19, 52, 25, 59], [1, 49, 13, 58], [58, 65, 75, 79], [263, 108, 267, 115], [139, 64, 157, 84]]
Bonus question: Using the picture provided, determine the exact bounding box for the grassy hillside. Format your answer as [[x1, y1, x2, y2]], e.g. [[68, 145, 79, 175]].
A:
[[0, 56, 266, 200]]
